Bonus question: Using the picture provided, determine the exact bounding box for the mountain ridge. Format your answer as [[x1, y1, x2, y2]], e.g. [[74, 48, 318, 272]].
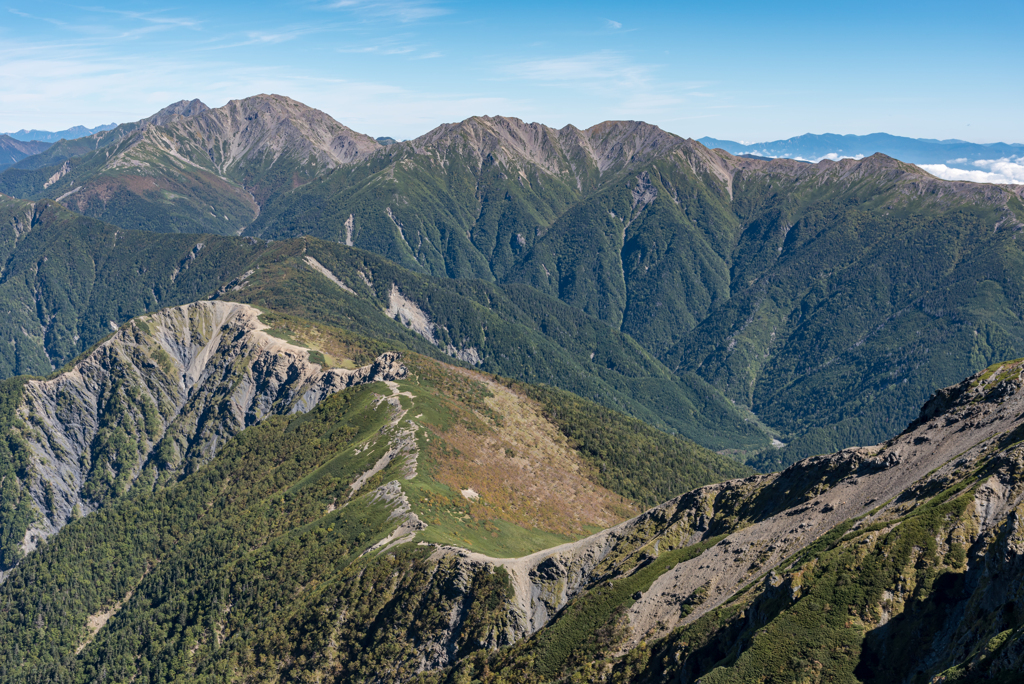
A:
[[0, 135, 50, 171], [16, 300, 408, 553], [0, 95, 380, 234], [4, 97, 1024, 460], [3, 123, 117, 144]]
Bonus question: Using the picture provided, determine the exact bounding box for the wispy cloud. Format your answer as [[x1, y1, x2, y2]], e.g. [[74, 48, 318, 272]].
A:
[[507, 51, 655, 89], [338, 44, 417, 54], [920, 157, 1024, 185], [205, 27, 329, 50], [8, 5, 201, 41], [606, 19, 622, 29], [8, 8, 67, 27], [325, 0, 449, 23], [82, 8, 200, 29], [0, 31, 514, 138], [502, 51, 709, 122]]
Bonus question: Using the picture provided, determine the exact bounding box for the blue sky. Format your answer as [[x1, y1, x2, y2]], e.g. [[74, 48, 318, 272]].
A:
[[1, 0, 1021, 143]]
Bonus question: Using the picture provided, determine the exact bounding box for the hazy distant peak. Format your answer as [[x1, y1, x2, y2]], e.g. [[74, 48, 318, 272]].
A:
[[4, 123, 117, 143], [0, 135, 51, 169]]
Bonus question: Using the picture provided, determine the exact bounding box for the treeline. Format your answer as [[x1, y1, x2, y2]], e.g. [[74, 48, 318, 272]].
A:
[[0, 386, 514, 682], [520, 382, 754, 506]]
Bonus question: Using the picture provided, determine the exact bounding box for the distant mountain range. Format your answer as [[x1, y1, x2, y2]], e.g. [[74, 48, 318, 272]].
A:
[[3, 122, 116, 143], [0, 135, 50, 170], [0, 123, 120, 171], [699, 132, 1024, 169]]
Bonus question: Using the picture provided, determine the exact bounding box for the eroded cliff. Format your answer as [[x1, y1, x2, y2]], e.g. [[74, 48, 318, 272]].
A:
[[17, 300, 405, 547]]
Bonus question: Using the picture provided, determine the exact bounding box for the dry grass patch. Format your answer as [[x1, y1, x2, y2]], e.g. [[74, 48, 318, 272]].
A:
[[418, 369, 637, 539]]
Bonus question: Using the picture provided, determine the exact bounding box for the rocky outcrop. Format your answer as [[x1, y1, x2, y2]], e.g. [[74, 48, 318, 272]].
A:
[[18, 300, 405, 547]]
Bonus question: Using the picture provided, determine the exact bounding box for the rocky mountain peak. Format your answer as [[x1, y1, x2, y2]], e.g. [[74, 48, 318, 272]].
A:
[[574, 120, 688, 172], [178, 93, 381, 170], [409, 114, 566, 174], [143, 98, 210, 127]]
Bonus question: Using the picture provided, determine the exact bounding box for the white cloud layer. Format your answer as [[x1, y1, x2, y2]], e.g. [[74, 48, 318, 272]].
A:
[[749, 151, 864, 163], [919, 157, 1024, 185]]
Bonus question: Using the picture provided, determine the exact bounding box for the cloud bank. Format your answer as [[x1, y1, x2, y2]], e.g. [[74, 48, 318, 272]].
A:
[[919, 157, 1024, 185], [748, 150, 865, 163]]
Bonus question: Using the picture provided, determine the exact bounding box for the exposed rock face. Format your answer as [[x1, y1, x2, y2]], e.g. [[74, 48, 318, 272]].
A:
[[142, 98, 210, 127], [18, 300, 405, 546], [29, 94, 383, 234], [169, 94, 380, 176]]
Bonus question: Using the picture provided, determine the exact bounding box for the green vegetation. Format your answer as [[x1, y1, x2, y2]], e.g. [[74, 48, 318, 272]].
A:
[[247, 129, 1024, 463], [684, 487, 978, 683], [521, 382, 754, 505], [7, 105, 1024, 461], [222, 239, 771, 451], [0, 384, 515, 682], [0, 198, 270, 377], [0, 377, 35, 569]]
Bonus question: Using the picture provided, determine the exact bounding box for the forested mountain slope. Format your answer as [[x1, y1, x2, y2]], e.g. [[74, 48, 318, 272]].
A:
[[247, 110, 1024, 461], [0, 310, 755, 681], [217, 238, 772, 451], [428, 357, 1024, 683], [4, 335, 1024, 682], [1, 300, 408, 565], [0, 197, 271, 377], [0, 196, 772, 453], [0, 136, 50, 171]]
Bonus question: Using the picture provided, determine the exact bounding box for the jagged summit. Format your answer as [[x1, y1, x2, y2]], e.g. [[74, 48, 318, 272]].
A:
[[176, 93, 381, 171], [405, 113, 707, 178], [3, 94, 384, 234], [142, 98, 209, 127]]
